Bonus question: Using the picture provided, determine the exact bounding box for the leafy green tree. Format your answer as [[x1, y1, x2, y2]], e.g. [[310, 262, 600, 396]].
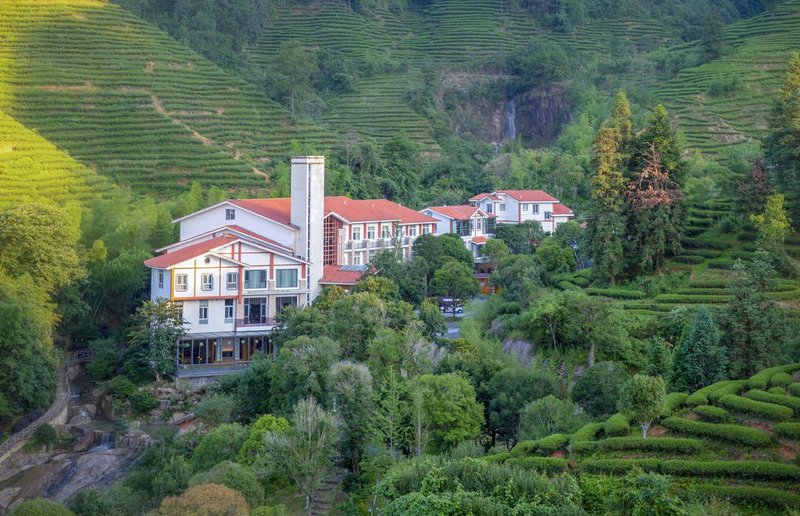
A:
[[490, 254, 545, 303], [519, 395, 588, 440], [521, 290, 567, 350], [610, 472, 684, 516], [237, 413, 290, 465], [765, 53, 800, 219], [482, 238, 510, 265], [0, 203, 83, 293], [192, 423, 249, 472], [720, 251, 786, 377], [152, 455, 192, 499], [330, 361, 374, 473], [671, 307, 727, 392], [128, 298, 186, 382], [352, 276, 400, 301], [439, 233, 475, 266], [586, 211, 626, 284], [494, 221, 545, 254], [485, 366, 559, 445], [608, 90, 633, 147], [419, 299, 446, 339], [572, 362, 630, 418], [430, 262, 479, 316], [643, 337, 672, 382], [634, 105, 684, 185], [274, 336, 341, 409], [618, 375, 666, 438], [262, 398, 337, 516], [194, 394, 236, 427], [189, 461, 264, 508], [370, 368, 409, 459], [534, 237, 576, 277], [330, 292, 385, 359], [701, 10, 724, 60], [751, 193, 792, 248], [410, 374, 484, 453], [154, 483, 249, 516], [267, 40, 317, 118]]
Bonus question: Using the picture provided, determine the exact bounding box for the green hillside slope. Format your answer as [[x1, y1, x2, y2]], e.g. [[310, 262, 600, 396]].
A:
[[0, 0, 336, 195], [0, 108, 115, 210], [659, 0, 800, 154]]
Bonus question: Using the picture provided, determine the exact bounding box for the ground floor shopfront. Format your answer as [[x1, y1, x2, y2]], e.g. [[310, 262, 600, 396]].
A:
[[176, 331, 276, 378]]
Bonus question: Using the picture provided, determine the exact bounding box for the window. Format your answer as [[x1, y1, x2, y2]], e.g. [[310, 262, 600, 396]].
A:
[[353, 253, 362, 265], [486, 204, 493, 213], [276, 268, 298, 289], [174, 301, 184, 319], [545, 211, 552, 220], [158, 270, 164, 289], [408, 226, 417, 237], [276, 296, 297, 315], [499, 204, 506, 211], [224, 299, 234, 323], [369, 250, 377, 261], [381, 225, 392, 239], [244, 269, 267, 289], [226, 208, 236, 220], [367, 225, 376, 240], [199, 301, 209, 324], [352, 226, 362, 241], [176, 274, 188, 292], [201, 273, 214, 291], [532, 204, 540, 214], [244, 297, 267, 324], [422, 225, 431, 235], [522, 204, 529, 212], [226, 272, 238, 290]]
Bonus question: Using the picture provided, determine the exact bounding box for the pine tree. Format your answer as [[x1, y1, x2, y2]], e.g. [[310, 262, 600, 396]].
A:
[[764, 52, 800, 220], [635, 105, 684, 185], [608, 90, 633, 147], [671, 307, 727, 393]]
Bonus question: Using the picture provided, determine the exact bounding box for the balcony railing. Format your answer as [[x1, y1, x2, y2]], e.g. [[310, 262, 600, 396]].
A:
[[243, 279, 308, 292], [236, 317, 278, 327]]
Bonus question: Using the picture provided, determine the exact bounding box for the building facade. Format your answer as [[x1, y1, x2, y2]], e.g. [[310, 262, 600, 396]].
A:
[[469, 190, 574, 234], [420, 205, 497, 259]]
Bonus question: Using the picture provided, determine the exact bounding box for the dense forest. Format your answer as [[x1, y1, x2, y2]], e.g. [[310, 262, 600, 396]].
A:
[[2, 0, 800, 514]]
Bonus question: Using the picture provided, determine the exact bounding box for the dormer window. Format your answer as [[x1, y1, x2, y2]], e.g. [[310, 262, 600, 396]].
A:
[[226, 208, 236, 220]]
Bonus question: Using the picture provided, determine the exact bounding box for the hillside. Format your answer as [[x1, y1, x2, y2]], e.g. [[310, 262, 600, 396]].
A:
[[0, 0, 336, 195], [0, 108, 115, 210]]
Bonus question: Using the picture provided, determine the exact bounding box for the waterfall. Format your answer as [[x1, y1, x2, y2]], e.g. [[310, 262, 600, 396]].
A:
[[504, 99, 516, 141]]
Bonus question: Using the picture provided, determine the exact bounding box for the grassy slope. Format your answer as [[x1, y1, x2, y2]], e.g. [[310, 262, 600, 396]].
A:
[[0, 0, 336, 196], [0, 108, 115, 210], [658, 0, 800, 155]]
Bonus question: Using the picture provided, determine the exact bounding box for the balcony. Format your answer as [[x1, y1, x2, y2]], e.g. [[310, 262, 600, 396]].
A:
[[242, 279, 308, 292]]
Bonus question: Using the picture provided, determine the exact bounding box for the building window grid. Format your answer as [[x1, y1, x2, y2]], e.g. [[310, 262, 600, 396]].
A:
[[158, 270, 164, 289], [176, 274, 188, 292], [225, 208, 236, 220], [367, 225, 377, 240], [352, 226, 362, 241], [381, 225, 392, 239], [276, 268, 299, 289], [532, 204, 540, 214], [226, 272, 238, 290], [522, 204, 529, 212], [224, 299, 234, 323], [499, 204, 506, 211], [200, 273, 214, 291], [244, 270, 267, 289], [199, 301, 209, 324]]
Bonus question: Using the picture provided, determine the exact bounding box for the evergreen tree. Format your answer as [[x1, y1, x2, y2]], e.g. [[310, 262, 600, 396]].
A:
[[737, 159, 772, 217], [634, 105, 684, 185], [720, 251, 786, 378], [608, 90, 633, 148], [701, 10, 724, 60], [751, 193, 792, 248], [764, 52, 800, 220], [671, 307, 727, 393]]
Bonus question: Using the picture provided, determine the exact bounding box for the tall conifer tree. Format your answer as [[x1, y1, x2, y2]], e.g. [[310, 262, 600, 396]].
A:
[[671, 307, 727, 393]]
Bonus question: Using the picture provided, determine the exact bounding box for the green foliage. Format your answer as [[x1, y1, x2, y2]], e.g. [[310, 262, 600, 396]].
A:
[[493, 221, 545, 255], [192, 423, 249, 472], [152, 455, 192, 500], [503, 456, 568, 474], [536, 433, 568, 455], [430, 261, 479, 311], [274, 336, 341, 407], [572, 436, 704, 455], [770, 371, 794, 387], [519, 395, 587, 440], [773, 422, 800, 439], [107, 376, 136, 399], [128, 298, 185, 382], [618, 374, 666, 437], [509, 440, 539, 458], [603, 413, 631, 437], [610, 471, 685, 516], [689, 484, 800, 510], [32, 423, 58, 450], [572, 362, 630, 417], [487, 367, 559, 443], [86, 339, 123, 383], [694, 404, 733, 423], [584, 288, 646, 299], [660, 392, 688, 417], [765, 53, 800, 221], [67, 485, 144, 516], [661, 417, 772, 446], [582, 458, 800, 481], [237, 413, 290, 465], [129, 389, 157, 414], [671, 307, 727, 393], [10, 499, 75, 516], [418, 299, 446, 339], [789, 382, 800, 396], [194, 394, 236, 427], [718, 394, 793, 420], [569, 422, 604, 444], [744, 388, 800, 412], [330, 361, 374, 473], [751, 193, 792, 247], [189, 461, 264, 508]]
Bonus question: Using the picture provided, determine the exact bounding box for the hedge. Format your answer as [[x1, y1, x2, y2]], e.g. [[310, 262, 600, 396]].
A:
[[509, 440, 537, 457], [482, 452, 511, 463], [681, 237, 729, 250], [660, 392, 688, 417], [744, 389, 800, 413], [773, 422, 800, 440], [789, 383, 800, 396], [654, 294, 729, 304], [504, 457, 568, 474], [569, 422, 604, 444], [558, 280, 580, 291], [580, 458, 800, 481], [717, 394, 793, 421], [770, 372, 794, 388], [573, 276, 590, 287], [707, 259, 735, 270], [693, 405, 732, 423], [672, 255, 705, 265], [675, 288, 727, 295], [707, 380, 746, 402], [747, 363, 800, 390], [571, 436, 704, 455], [689, 484, 800, 509], [660, 417, 772, 446], [768, 387, 787, 395], [604, 414, 630, 437], [688, 280, 726, 288], [537, 433, 568, 455], [685, 380, 735, 406], [585, 288, 647, 300]]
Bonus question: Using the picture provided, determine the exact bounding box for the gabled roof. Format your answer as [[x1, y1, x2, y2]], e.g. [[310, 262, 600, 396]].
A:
[[144, 236, 238, 269], [319, 265, 368, 286], [495, 190, 559, 202], [552, 203, 574, 216], [156, 225, 292, 254], [469, 192, 501, 202], [224, 225, 293, 252], [324, 196, 437, 224], [425, 205, 492, 220], [229, 198, 293, 226]]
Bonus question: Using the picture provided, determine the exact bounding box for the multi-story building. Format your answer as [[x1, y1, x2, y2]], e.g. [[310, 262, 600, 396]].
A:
[[144, 156, 437, 378], [469, 190, 574, 233], [420, 205, 497, 259]]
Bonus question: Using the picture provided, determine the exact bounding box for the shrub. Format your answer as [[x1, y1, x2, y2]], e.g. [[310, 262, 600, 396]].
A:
[[707, 380, 746, 402], [504, 457, 568, 474], [86, 339, 122, 383], [509, 440, 538, 457], [717, 394, 793, 421], [660, 393, 688, 417], [10, 499, 75, 516], [569, 422, 604, 444], [685, 380, 735, 406], [129, 389, 157, 414], [152, 455, 192, 499], [581, 458, 661, 475], [572, 362, 630, 418], [768, 387, 787, 395], [771, 371, 794, 387], [585, 288, 647, 299], [558, 280, 580, 291], [154, 483, 249, 515], [744, 389, 800, 413], [483, 452, 511, 463], [789, 383, 800, 396], [572, 437, 704, 455], [192, 423, 249, 471], [107, 376, 136, 398], [689, 484, 800, 509], [536, 433, 568, 455], [604, 414, 630, 437], [66, 485, 144, 516], [672, 255, 705, 265], [661, 417, 772, 446], [573, 276, 590, 287], [251, 505, 290, 516], [237, 413, 290, 465], [693, 405, 732, 423], [774, 422, 800, 439], [194, 394, 236, 427], [189, 461, 264, 508], [707, 259, 734, 270], [747, 363, 800, 390], [519, 395, 587, 440], [580, 458, 800, 481], [655, 294, 729, 304], [32, 423, 58, 449]]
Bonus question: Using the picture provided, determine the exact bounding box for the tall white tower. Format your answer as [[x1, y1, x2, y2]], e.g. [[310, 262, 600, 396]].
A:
[[290, 156, 325, 302]]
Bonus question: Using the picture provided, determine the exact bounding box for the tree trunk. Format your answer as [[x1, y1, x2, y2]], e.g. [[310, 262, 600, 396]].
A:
[[306, 493, 312, 516], [641, 422, 650, 438]]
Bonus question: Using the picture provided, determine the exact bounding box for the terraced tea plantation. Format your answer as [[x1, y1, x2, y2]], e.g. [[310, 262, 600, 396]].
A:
[[0, 108, 115, 210], [0, 0, 336, 195], [486, 363, 800, 512]]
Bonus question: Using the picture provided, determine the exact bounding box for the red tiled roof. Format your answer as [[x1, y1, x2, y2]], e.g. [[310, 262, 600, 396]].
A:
[[319, 265, 364, 285], [229, 198, 293, 226], [426, 205, 480, 220], [469, 192, 501, 201], [471, 236, 488, 244], [223, 225, 293, 252], [144, 236, 237, 269], [324, 196, 437, 224], [552, 203, 574, 216], [496, 190, 559, 202]]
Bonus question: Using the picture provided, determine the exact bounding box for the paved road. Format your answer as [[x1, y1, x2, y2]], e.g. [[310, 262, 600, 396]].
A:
[[446, 321, 460, 339]]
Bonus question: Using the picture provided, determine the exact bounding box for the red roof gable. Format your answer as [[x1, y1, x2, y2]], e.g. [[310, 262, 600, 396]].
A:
[[552, 203, 574, 216], [223, 225, 293, 252], [496, 190, 559, 202], [229, 198, 293, 226], [426, 205, 482, 220], [469, 192, 501, 202], [144, 235, 237, 269], [319, 265, 365, 285]]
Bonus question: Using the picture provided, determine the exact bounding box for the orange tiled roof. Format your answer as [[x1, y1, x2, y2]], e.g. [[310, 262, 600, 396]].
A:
[[495, 190, 559, 202], [319, 265, 365, 285], [144, 235, 237, 268], [552, 203, 574, 215], [426, 205, 481, 220]]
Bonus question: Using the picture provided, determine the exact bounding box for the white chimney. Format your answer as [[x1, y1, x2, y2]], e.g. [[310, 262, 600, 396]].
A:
[[291, 156, 325, 302]]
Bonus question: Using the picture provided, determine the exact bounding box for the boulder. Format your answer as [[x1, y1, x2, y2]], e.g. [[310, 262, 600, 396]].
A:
[[68, 415, 93, 426], [83, 404, 98, 419], [159, 399, 171, 411]]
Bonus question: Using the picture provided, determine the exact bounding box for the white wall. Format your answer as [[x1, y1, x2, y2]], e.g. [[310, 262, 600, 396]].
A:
[[422, 210, 452, 235], [150, 269, 171, 301], [291, 156, 325, 301], [179, 204, 296, 248]]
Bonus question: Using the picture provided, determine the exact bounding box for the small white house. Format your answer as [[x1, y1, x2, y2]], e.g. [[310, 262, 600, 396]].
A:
[[421, 205, 496, 259], [469, 190, 574, 233]]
